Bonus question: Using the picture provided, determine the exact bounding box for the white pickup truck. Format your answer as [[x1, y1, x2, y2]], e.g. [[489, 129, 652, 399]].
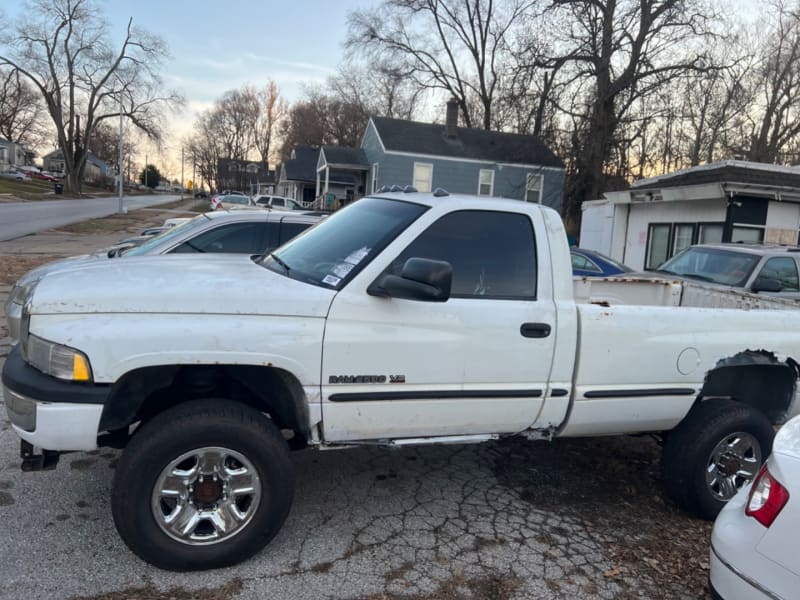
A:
[[3, 191, 800, 571]]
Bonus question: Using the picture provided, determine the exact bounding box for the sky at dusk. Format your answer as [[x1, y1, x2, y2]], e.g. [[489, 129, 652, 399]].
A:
[[1, 0, 762, 176], [3, 0, 378, 173]]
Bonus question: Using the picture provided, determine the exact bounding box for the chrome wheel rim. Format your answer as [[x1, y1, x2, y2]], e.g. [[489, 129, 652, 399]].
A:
[[151, 446, 261, 546], [705, 432, 762, 501]]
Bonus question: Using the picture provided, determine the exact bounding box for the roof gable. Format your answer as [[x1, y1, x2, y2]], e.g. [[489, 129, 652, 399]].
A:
[[370, 116, 564, 168]]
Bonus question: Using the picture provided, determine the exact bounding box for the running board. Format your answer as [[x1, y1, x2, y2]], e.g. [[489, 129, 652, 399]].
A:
[[388, 434, 498, 446]]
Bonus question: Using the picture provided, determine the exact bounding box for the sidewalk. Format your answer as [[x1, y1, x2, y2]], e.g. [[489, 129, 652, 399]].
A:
[[0, 199, 200, 357]]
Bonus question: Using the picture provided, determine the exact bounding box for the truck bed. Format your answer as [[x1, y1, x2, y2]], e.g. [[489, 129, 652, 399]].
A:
[[573, 275, 800, 310]]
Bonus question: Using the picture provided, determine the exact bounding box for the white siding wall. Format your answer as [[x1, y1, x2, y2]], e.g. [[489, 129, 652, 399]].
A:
[[623, 199, 725, 270]]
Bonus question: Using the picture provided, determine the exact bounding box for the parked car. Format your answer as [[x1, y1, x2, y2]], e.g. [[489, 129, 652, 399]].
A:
[[0, 169, 30, 181], [652, 243, 800, 299], [254, 195, 305, 211], [194, 191, 208, 199], [4, 210, 326, 340], [710, 413, 800, 599], [210, 193, 253, 210], [571, 247, 633, 277]]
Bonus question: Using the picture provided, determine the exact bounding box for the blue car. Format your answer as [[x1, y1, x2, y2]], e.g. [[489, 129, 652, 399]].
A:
[[571, 248, 632, 277]]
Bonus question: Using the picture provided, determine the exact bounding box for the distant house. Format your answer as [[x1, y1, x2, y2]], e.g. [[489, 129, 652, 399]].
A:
[[579, 160, 800, 271], [216, 159, 272, 194], [42, 149, 111, 183], [0, 138, 35, 171], [277, 147, 320, 205]]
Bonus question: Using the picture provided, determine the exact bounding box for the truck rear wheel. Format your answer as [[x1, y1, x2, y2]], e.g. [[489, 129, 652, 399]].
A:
[[111, 399, 294, 571], [661, 398, 774, 520]]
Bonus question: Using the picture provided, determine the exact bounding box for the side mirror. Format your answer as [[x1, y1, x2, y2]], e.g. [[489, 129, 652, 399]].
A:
[[368, 258, 452, 302], [752, 277, 783, 293]]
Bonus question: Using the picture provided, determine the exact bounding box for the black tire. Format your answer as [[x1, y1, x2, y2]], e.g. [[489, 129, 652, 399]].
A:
[[111, 399, 295, 571], [661, 398, 774, 520]]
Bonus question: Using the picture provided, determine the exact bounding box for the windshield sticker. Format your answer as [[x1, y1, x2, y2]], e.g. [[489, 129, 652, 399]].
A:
[[344, 246, 370, 265], [332, 262, 354, 278], [322, 274, 341, 286]]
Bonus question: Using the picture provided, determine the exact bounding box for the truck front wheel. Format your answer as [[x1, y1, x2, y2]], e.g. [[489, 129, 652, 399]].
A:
[[111, 399, 295, 571], [661, 398, 774, 520]]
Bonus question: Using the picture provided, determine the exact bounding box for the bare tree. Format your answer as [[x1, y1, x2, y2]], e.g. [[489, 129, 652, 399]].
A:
[[328, 61, 424, 121], [347, 0, 536, 130], [0, 67, 47, 147], [210, 88, 260, 162], [740, 0, 800, 163], [0, 0, 182, 193], [278, 88, 371, 162], [543, 0, 718, 229], [252, 81, 287, 169]]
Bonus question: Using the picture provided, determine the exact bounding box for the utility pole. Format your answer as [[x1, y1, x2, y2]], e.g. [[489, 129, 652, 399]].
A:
[[118, 97, 124, 213], [181, 146, 185, 200], [144, 153, 148, 190]]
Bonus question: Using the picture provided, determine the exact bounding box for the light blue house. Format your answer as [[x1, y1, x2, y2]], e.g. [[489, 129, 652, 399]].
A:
[[314, 100, 565, 211]]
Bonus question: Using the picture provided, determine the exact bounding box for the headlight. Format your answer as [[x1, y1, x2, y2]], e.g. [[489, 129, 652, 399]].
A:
[[22, 333, 93, 382]]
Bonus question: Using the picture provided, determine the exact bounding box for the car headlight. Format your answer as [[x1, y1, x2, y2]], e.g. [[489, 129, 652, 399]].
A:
[[21, 333, 93, 382]]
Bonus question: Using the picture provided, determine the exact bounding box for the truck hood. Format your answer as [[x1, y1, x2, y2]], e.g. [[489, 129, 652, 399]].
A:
[[16, 253, 108, 286], [29, 254, 336, 318]]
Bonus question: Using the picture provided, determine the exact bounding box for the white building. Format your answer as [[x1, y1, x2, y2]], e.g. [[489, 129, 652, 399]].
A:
[[579, 160, 800, 271]]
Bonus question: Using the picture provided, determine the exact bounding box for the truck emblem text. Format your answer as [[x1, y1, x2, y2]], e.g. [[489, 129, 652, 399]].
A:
[[328, 374, 406, 384]]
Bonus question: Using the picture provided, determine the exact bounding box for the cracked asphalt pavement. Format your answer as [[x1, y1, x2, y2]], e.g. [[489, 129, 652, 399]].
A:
[[0, 223, 713, 600]]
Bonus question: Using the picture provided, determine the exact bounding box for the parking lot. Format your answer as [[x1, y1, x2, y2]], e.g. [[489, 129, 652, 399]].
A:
[[0, 212, 712, 600]]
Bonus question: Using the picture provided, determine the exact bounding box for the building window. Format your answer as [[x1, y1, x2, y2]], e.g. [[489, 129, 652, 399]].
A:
[[0, 147, 6, 162], [731, 226, 764, 243], [646, 224, 672, 270], [371, 163, 379, 193], [671, 223, 695, 256], [698, 223, 723, 244], [413, 162, 433, 192], [478, 169, 494, 196], [526, 173, 542, 203]]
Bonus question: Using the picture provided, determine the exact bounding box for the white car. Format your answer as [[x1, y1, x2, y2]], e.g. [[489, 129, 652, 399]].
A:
[[710, 414, 800, 599], [209, 193, 253, 210], [253, 194, 305, 211], [3, 210, 325, 340]]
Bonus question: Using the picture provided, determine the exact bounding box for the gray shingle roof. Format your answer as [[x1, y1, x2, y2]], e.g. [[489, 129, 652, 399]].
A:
[[370, 116, 564, 168], [283, 146, 320, 182], [321, 146, 368, 167], [632, 160, 800, 190]]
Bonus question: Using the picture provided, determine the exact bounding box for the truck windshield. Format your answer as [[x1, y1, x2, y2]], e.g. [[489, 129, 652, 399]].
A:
[[658, 247, 761, 287], [260, 197, 428, 289]]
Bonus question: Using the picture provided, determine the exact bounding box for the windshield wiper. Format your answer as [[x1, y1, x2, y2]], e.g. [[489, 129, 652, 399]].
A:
[[268, 252, 290, 274]]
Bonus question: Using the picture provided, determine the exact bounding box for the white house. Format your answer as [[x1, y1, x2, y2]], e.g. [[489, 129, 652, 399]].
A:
[[0, 138, 34, 171], [579, 160, 800, 271]]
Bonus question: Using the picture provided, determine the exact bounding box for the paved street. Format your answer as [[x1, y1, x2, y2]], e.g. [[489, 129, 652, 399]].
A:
[[0, 194, 183, 242]]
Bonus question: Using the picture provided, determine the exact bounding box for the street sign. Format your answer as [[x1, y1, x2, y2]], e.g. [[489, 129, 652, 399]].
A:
[[187, 180, 194, 191]]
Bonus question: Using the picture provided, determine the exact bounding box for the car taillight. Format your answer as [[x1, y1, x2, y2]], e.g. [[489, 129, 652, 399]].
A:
[[745, 464, 789, 527]]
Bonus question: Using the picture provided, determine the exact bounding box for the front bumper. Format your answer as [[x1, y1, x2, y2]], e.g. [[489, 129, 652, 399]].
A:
[[2, 345, 108, 452]]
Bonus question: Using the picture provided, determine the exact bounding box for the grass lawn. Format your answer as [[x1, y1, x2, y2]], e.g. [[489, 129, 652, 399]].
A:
[[0, 178, 113, 200]]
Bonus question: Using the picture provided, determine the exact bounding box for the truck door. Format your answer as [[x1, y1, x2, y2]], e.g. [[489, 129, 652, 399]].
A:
[[321, 209, 558, 442]]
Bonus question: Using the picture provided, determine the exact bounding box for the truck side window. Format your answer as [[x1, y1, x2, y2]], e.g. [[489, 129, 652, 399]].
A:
[[759, 257, 800, 291], [387, 210, 537, 300]]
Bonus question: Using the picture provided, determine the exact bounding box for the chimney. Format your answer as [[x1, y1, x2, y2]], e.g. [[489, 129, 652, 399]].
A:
[[445, 97, 459, 138]]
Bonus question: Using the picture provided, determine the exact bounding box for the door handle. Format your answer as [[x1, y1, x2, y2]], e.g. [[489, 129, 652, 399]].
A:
[[520, 322, 551, 338]]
